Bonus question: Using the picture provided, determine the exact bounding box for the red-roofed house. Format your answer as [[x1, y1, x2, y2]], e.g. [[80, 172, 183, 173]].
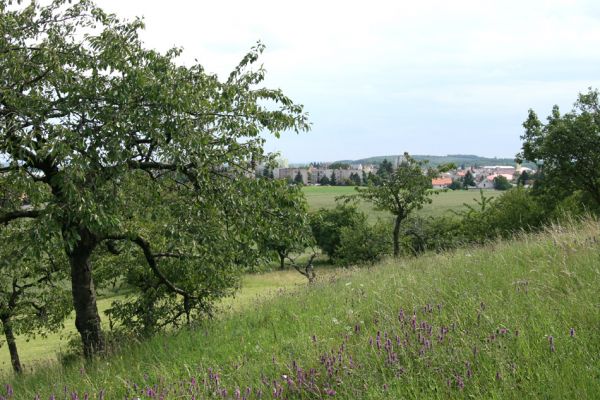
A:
[[432, 177, 453, 189]]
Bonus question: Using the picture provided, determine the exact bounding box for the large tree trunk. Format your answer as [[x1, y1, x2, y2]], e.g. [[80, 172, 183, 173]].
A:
[[68, 229, 105, 358], [1, 315, 22, 374], [393, 215, 402, 257]]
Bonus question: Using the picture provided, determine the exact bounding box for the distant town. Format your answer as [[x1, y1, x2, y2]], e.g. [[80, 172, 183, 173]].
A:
[[260, 155, 535, 190]]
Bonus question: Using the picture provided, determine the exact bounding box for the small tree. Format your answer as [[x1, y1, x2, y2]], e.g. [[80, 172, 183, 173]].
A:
[[309, 203, 366, 260], [518, 88, 600, 208], [350, 172, 362, 186], [517, 171, 531, 186], [262, 166, 274, 179], [319, 175, 330, 185], [493, 176, 512, 191], [0, 222, 70, 373], [448, 180, 463, 190], [376, 159, 394, 181], [294, 171, 304, 185], [355, 153, 445, 256], [463, 170, 476, 187], [330, 171, 337, 186], [257, 183, 312, 271]]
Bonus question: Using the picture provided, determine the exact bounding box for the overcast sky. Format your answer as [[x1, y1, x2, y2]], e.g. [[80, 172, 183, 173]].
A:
[[94, 0, 600, 162]]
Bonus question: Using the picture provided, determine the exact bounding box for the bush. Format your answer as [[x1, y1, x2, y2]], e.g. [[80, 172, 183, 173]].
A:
[[400, 216, 465, 255], [336, 220, 392, 266], [309, 203, 366, 259], [486, 187, 546, 237]]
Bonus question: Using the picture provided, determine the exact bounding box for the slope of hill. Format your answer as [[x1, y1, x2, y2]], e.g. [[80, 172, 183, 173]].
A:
[[337, 154, 537, 169], [4, 220, 598, 399]]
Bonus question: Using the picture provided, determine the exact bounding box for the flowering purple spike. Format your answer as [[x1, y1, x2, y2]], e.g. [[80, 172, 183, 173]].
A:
[[570, 328, 575, 337], [549, 335, 555, 352], [496, 371, 502, 380], [456, 374, 465, 390]]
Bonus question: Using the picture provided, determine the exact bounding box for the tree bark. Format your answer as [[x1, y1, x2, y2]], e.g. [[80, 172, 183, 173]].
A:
[[278, 251, 286, 270], [393, 215, 402, 257], [1, 315, 22, 374], [67, 228, 105, 358]]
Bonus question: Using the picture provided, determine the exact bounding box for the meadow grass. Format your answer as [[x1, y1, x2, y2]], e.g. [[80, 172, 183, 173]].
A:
[[0, 271, 312, 372], [302, 186, 501, 220], [3, 219, 599, 399], [2, 188, 501, 370]]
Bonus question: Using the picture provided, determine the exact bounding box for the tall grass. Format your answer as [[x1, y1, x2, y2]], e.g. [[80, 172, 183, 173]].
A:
[[3, 219, 599, 399]]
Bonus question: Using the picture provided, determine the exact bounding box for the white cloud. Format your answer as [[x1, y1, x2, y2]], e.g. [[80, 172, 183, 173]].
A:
[[82, 1, 600, 160]]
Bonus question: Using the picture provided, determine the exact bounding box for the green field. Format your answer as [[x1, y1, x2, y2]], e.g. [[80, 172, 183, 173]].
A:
[[303, 186, 501, 220], [4, 219, 599, 398]]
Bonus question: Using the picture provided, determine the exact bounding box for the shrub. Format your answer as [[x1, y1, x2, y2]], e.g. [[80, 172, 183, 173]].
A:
[[336, 220, 392, 266], [486, 186, 546, 237], [400, 216, 465, 255], [309, 203, 367, 259]]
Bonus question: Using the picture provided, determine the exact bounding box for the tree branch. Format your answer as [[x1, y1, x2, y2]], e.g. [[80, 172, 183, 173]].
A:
[[0, 209, 41, 225], [103, 234, 193, 298]]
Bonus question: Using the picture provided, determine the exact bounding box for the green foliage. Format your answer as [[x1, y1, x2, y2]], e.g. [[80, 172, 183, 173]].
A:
[[448, 180, 463, 190], [349, 172, 362, 186], [336, 220, 391, 266], [463, 170, 476, 187], [319, 175, 330, 185], [375, 158, 394, 181], [0, 0, 309, 353], [0, 221, 71, 372], [309, 203, 366, 259], [518, 88, 600, 208], [355, 152, 440, 256], [293, 171, 304, 185], [255, 182, 313, 270], [399, 216, 464, 255], [516, 170, 531, 186], [493, 175, 512, 190], [328, 162, 350, 170]]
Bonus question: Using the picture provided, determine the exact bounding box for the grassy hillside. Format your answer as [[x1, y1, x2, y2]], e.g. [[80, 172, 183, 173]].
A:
[[0, 188, 499, 371], [3, 219, 599, 399], [302, 186, 501, 220], [0, 271, 309, 371]]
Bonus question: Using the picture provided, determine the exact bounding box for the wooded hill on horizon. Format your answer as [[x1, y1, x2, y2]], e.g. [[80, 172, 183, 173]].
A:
[[333, 154, 536, 169]]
